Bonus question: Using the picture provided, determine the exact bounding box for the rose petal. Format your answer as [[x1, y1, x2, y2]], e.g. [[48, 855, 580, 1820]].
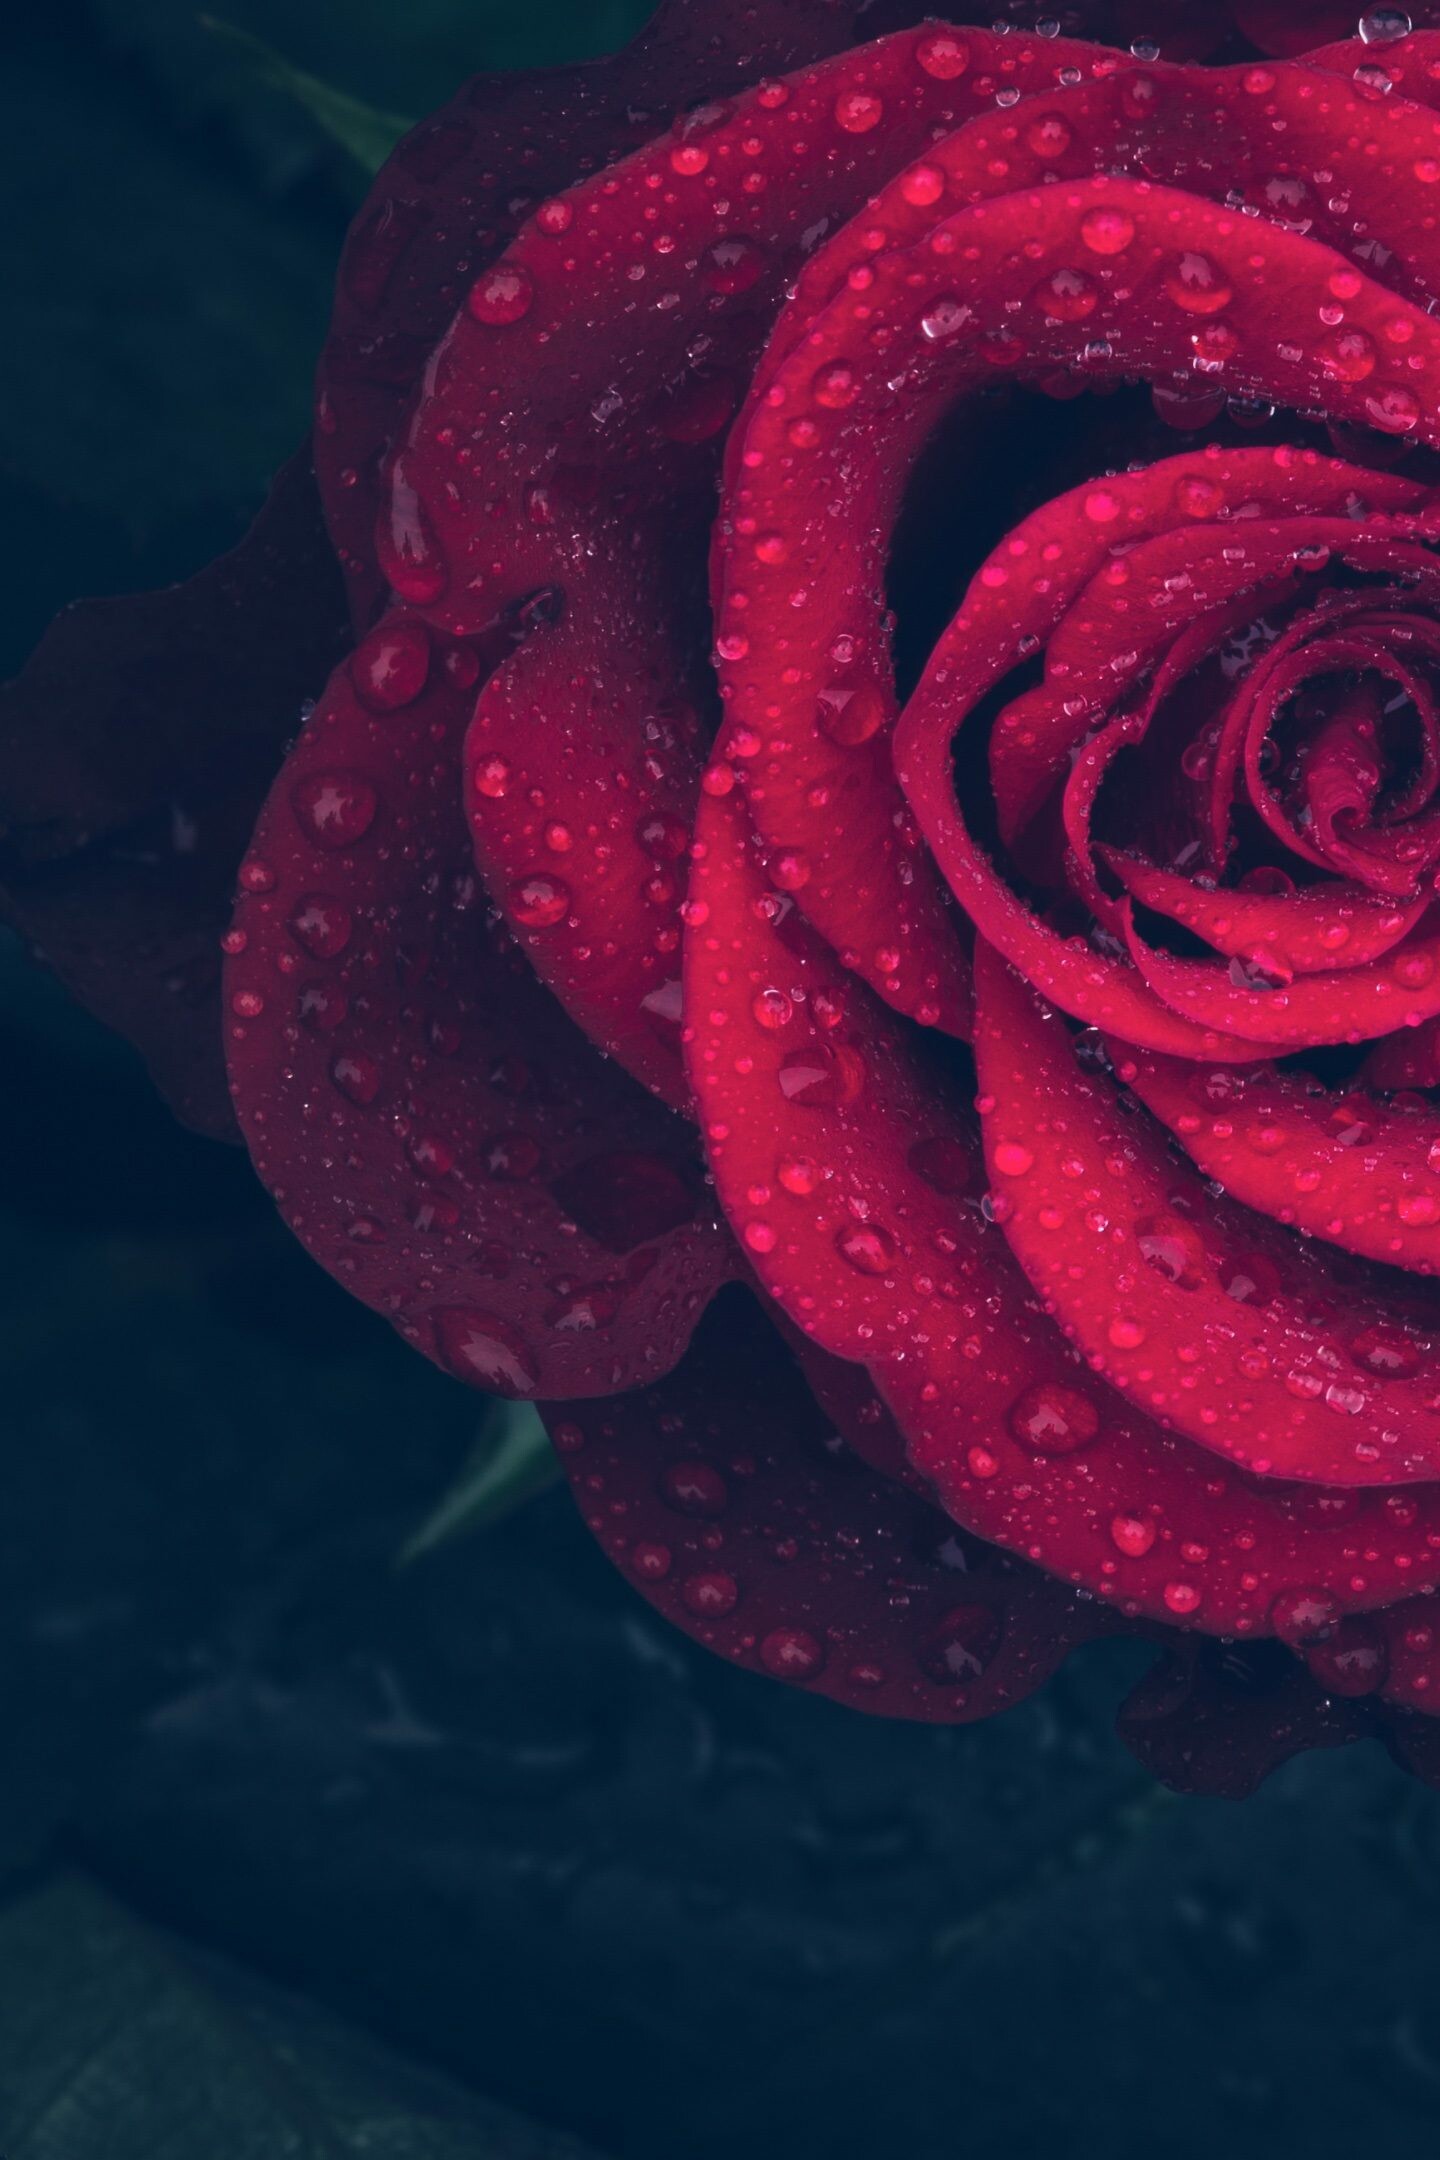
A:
[[0, 449, 347, 1135], [1121, 900, 1440, 1048], [543, 1286, 1109, 1721], [1116, 1041, 1440, 1273], [975, 941, 1440, 1485], [314, 0, 888, 621], [685, 784, 1440, 1630], [225, 628, 735, 1398]]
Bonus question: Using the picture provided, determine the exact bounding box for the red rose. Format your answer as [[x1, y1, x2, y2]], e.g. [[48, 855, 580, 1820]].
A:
[[16, 1, 1440, 1794]]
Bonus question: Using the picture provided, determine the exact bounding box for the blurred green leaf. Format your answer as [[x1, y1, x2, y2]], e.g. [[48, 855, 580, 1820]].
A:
[[0, 1875, 598, 2158], [90, 0, 657, 170], [201, 16, 413, 175], [0, 48, 333, 536], [399, 1401, 561, 1565]]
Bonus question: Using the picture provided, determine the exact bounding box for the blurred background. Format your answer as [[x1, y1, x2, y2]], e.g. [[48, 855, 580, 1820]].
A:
[[5, 5, 1440, 2155]]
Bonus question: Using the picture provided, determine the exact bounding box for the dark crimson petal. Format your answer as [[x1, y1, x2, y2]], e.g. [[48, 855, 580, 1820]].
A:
[[1364, 1014, 1440, 1087], [1116, 1044, 1440, 1273], [974, 941, 1440, 1486], [1238, 4, 1395, 56], [1101, 854, 1428, 979], [541, 1286, 1110, 1719], [0, 450, 347, 1136], [684, 784, 1440, 1632], [410, 26, 1115, 1080], [314, 0, 891, 622], [1114, 1633, 1368, 1797], [463, 610, 705, 1108], [224, 630, 735, 1398], [1120, 902, 1440, 1049]]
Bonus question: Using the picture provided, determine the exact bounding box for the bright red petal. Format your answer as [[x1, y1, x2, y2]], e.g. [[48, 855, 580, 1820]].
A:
[[974, 941, 1440, 1486], [684, 784, 1440, 1632], [1117, 1043, 1440, 1274]]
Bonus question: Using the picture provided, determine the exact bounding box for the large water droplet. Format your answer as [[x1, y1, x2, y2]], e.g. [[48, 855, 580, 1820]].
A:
[[433, 1307, 539, 1395], [1007, 1381, 1100, 1455], [291, 771, 378, 850]]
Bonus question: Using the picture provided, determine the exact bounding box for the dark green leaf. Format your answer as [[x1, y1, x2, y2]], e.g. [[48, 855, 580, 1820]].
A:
[[0, 48, 333, 535], [0, 1875, 599, 2158], [399, 1400, 561, 1564], [201, 17, 413, 176]]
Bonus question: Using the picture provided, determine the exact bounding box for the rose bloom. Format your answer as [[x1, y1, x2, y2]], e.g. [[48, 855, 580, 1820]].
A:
[[17, 0, 1440, 1793]]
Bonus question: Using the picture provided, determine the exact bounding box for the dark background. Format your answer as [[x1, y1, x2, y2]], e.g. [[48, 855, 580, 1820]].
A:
[[4, 5, 1440, 2155]]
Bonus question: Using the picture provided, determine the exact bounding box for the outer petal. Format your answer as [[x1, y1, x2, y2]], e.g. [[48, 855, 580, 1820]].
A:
[[542, 1286, 1111, 1721], [0, 451, 347, 1136], [314, 0, 892, 621], [225, 629, 735, 1398]]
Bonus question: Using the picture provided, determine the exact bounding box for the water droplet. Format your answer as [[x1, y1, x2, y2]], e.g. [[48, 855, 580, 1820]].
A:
[[291, 771, 378, 850], [915, 31, 969, 79], [433, 1308, 539, 1395], [287, 894, 353, 959], [467, 262, 534, 324], [1025, 114, 1073, 160], [777, 1042, 866, 1108], [351, 619, 431, 711], [680, 1569, 740, 1617], [993, 1141, 1035, 1176], [377, 461, 447, 604], [701, 236, 770, 295], [509, 873, 571, 927], [752, 987, 794, 1031], [813, 361, 859, 409], [759, 1627, 826, 1680], [1080, 206, 1135, 256], [1270, 1586, 1340, 1647], [1033, 266, 1098, 322], [1319, 327, 1378, 383], [1363, 383, 1420, 433], [816, 681, 885, 745], [919, 295, 972, 343], [1164, 252, 1234, 316], [777, 1153, 820, 1196], [1351, 1326, 1423, 1377], [900, 162, 946, 208], [1136, 1214, 1206, 1290], [1358, 7, 1412, 44], [1008, 1381, 1100, 1455], [1304, 1614, 1389, 1695], [834, 88, 883, 133], [659, 1460, 729, 1517], [917, 1604, 1001, 1683], [835, 1221, 897, 1275], [1110, 1511, 1156, 1558], [330, 1050, 380, 1104]]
